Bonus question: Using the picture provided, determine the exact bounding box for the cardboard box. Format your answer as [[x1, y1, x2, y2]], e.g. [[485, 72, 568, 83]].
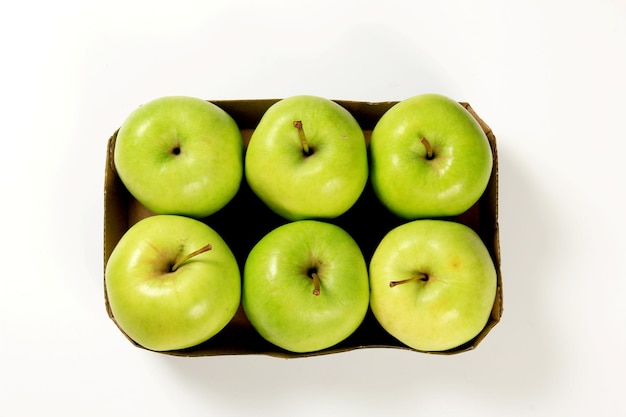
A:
[[103, 99, 502, 358]]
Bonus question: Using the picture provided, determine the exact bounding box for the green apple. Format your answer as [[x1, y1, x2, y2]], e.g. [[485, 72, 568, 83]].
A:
[[105, 215, 241, 351], [242, 220, 370, 353], [114, 96, 243, 218], [370, 93, 493, 219], [244, 95, 368, 221], [369, 219, 497, 352]]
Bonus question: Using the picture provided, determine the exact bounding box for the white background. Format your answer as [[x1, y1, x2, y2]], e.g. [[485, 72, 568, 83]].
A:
[[2, 0, 625, 415]]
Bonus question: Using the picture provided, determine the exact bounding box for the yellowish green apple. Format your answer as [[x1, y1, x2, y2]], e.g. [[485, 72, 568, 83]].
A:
[[245, 95, 368, 221], [369, 219, 497, 351], [105, 215, 241, 351], [114, 96, 243, 218], [242, 220, 370, 353], [370, 93, 492, 219]]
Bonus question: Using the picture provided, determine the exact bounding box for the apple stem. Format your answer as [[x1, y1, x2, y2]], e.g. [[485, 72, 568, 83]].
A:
[[389, 273, 429, 288], [311, 272, 321, 296], [171, 243, 212, 272], [293, 120, 311, 155], [420, 137, 434, 160]]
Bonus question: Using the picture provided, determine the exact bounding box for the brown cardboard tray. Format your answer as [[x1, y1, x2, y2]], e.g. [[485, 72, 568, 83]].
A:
[[103, 98, 502, 358]]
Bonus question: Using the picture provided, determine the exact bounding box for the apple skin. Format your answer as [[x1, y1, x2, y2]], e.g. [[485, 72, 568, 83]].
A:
[[114, 96, 243, 219], [242, 220, 370, 353], [244, 95, 368, 221], [369, 219, 497, 352], [370, 93, 493, 219], [105, 215, 241, 351]]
